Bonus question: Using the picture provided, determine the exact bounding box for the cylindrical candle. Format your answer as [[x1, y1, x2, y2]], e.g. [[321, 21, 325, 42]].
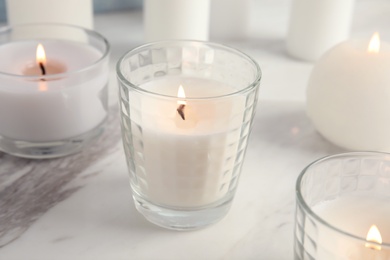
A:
[[0, 24, 109, 158], [295, 152, 390, 259], [210, 0, 251, 39], [6, 0, 93, 29], [307, 33, 390, 151], [144, 0, 210, 42], [286, 0, 355, 61]]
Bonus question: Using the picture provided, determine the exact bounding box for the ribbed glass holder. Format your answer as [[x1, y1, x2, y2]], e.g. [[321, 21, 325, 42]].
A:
[[295, 152, 390, 259], [117, 41, 261, 230]]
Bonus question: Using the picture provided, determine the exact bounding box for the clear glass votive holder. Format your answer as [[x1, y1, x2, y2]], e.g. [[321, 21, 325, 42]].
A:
[[0, 24, 110, 159], [295, 152, 390, 259], [117, 41, 261, 230]]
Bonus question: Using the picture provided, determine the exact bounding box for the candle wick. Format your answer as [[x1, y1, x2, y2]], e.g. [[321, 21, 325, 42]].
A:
[[177, 104, 186, 120], [39, 62, 46, 76]]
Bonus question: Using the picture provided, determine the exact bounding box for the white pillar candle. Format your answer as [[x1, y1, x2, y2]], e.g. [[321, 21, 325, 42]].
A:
[[312, 194, 390, 259], [6, 0, 93, 29], [129, 77, 245, 207], [0, 40, 108, 142], [144, 0, 210, 42], [210, 0, 251, 39], [286, 0, 355, 61], [307, 33, 390, 151]]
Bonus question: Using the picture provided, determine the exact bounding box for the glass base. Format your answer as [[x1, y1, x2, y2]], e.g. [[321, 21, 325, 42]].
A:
[[0, 119, 106, 159], [133, 193, 233, 231]]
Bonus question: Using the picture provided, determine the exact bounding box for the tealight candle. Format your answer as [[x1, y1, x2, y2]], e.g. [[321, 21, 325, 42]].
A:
[[0, 24, 109, 158], [307, 33, 390, 151]]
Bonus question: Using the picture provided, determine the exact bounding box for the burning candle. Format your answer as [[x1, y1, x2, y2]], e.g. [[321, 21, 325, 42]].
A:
[[307, 32, 390, 151], [117, 40, 261, 229], [22, 44, 66, 77], [311, 194, 390, 259], [129, 78, 245, 207], [295, 152, 390, 260], [0, 24, 109, 158]]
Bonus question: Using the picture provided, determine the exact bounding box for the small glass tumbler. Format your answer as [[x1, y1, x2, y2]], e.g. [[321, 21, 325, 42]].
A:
[[117, 41, 261, 230], [0, 24, 109, 158], [295, 152, 390, 259]]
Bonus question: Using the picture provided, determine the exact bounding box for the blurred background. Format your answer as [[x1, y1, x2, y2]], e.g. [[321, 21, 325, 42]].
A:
[[0, 0, 143, 22]]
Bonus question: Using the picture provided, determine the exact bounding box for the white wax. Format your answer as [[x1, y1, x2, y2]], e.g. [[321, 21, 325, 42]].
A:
[[307, 39, 390, 151], [286, 0, 355, 61], [210, 0, 251, 39], [312, 194, 390, 259], [0, 40, 108, 142], [129, 77, 245, 207], [144, 0, 210, 42], [6, 0, 93, 29]]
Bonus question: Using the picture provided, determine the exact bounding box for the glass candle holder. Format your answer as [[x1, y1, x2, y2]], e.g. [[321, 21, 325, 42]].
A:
[[117, 41, 261, 230], [0, 24, 110, 159], [295, 152, 390, 259]]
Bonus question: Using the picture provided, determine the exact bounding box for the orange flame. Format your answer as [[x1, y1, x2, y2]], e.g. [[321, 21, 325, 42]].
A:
[[36, 44, 46, 65], [366, 225, 382, 250], [368, 32, 380, 53], [177, 85, 186, 105]]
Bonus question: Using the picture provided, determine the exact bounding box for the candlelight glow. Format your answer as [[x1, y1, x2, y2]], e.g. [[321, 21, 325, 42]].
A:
[[38, 81, 48, 92], [368, 32, 380, 53], [177, 85, 186, 105], [366, 225, 382, 250], [291, 127, 300, 135], [36, 44, 46, 65]]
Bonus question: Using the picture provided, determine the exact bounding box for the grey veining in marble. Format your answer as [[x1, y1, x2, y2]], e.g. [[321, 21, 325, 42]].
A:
[[0, 106, 121, 248], [0, 101, 351, 260]]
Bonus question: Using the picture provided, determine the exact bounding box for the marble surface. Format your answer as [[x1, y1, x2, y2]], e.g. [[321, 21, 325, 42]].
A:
[[0, 0, 389, 259]]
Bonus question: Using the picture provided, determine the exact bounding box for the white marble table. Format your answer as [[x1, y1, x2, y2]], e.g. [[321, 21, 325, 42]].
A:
[[0, 1, 389, 259]]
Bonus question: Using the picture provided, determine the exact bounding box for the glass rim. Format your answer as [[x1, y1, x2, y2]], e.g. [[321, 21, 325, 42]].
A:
[[296, 151, 390, 247], [0, 23, 110, 80], [116, 40, 262, 101]]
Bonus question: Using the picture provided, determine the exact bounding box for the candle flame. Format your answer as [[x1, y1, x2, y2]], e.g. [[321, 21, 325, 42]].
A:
[[177, 85, 186, 105], [36, 44, 46, 65], [365, 225, 382, 250], [368, 32, 380, 53]]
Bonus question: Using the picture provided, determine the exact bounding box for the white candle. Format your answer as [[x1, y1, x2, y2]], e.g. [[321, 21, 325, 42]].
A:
[[144, 0, 210, 42], [307, 33, 390, 151], [0, 40, 108, 142], [6, 0, 93, 29], [210, 0, 251, 39], [286, 0, 355, 61], [129, 77, 245, 207], [312, 193, 390, 259]]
